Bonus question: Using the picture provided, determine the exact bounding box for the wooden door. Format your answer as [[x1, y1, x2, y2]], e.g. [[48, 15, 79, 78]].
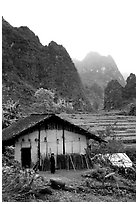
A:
[[21, 147, 31, 168]]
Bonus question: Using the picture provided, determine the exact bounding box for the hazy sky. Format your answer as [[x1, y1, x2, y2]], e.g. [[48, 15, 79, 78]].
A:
[[2, 0, 138, 76]]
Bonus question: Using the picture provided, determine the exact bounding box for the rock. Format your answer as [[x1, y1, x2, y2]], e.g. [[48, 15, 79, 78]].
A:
[[37, 187, 53, 195], [62, 185, 75, 192], [76, 186, 85, 192], [50, 178, 65, 189]]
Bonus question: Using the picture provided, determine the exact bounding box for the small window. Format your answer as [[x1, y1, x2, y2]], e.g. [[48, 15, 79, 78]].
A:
[[22, 138, 25, 142]]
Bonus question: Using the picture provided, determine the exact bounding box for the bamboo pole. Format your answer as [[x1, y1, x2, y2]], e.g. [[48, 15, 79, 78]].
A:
[[69, 154, 76, 171], [85, 155, 89, 169]]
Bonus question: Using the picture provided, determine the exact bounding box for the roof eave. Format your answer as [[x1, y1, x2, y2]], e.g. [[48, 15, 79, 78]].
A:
[[2, 114, 107, 144]]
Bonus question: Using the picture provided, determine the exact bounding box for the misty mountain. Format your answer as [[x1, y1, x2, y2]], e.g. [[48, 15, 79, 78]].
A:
[[73, 52, 126, 109], [2, 18, 92, 114], [74, 52, 126, 88]]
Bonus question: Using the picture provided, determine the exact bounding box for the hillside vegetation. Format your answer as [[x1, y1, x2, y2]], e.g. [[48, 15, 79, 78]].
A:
[[2, 18, 92, 114]]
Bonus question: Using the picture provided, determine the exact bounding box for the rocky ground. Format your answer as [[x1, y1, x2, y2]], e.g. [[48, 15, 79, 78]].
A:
[[2, 143, 136, 202], [2, 165, 136, 202], [38, 169, 136, 202]]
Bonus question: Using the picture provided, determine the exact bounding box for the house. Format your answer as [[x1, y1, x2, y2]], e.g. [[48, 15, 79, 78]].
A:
[[2, 113, 105, 168]]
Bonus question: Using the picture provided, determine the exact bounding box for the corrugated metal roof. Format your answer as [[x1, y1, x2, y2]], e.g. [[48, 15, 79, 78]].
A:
[[105, 153, 132, 168], [2, 114, 106, 144]]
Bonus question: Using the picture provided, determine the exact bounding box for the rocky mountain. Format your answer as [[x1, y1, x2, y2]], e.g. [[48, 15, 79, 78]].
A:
[[74, 52, 126, 88], [104, 73, 136, 113], [2, 18, 92, 114], [104, 80, 123, 110], [73, 52, 126, 109], [123, 73, 136, 100]]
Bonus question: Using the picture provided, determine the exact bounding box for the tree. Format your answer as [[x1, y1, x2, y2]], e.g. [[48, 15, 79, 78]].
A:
[[88, 122, 124, 155], [32, 88, 73, 113], [2, 99, 22, 129]]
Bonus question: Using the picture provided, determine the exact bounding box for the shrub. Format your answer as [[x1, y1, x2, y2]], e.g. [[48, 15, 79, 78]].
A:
[[88, 122, 124, 156]]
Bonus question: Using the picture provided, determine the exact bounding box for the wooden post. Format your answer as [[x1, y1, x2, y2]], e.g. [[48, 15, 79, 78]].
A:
[[57, 139, 59, 155], [71, 141, 73, 153], [67, 155, 69, 170], [81, 154, 84, 169], [45, 129, 48, 156], [79, 138, 81, 153], [38, 126, 41, 170], [46, 141, 48, 157], [63, 124, 65, 155]]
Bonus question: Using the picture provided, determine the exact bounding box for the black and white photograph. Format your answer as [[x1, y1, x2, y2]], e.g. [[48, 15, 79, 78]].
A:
[[2, 0, 136, 202]]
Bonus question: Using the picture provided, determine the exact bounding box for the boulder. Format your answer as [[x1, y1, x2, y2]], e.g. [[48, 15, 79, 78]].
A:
[[50, 178, 65, 189]]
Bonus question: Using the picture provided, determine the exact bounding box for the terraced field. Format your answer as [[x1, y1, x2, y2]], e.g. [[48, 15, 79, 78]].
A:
[[61, 112, 136, 148]]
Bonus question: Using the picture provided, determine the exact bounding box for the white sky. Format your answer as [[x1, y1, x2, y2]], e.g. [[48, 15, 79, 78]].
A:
[[2, 0, 138, 76]]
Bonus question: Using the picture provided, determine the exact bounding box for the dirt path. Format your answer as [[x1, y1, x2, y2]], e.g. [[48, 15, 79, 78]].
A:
[[39, 169, 105, 202], [39, 169, 135, 202], [40, 169, 87, 184]]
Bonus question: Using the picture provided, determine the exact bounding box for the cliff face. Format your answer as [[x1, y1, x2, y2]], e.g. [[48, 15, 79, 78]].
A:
[[123, 73, 136, 100], [2, 18, 92, 114], [73, 52, 126, 110], [104, 80, 123, 110], [104, 73, 136, 112]]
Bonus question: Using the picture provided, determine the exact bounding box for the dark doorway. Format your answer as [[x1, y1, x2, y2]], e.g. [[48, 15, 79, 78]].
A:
[[21, 148, 31, 168]]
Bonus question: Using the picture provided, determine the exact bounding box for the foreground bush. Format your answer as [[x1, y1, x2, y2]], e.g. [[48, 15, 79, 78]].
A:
[[2, 147, 50, 202]]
